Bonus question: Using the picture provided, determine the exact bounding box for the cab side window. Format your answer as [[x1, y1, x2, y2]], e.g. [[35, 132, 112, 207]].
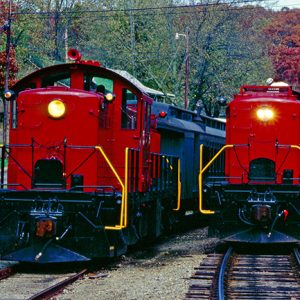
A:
[[84, 75, 114, 93], [121, 89, 137, 130]]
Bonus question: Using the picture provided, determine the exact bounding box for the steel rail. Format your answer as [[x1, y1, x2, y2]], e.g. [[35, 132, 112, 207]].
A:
[[28, 269, 87, 300], [293, 247, 300, 265], [217, 247, 233, 300]]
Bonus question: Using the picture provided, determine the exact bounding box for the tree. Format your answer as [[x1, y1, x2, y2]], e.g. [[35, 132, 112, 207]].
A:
[[14, 0, 79, 65], [10, 1, 275, 116], [182, 3, 273, 115], [263, 9, 300, 86]]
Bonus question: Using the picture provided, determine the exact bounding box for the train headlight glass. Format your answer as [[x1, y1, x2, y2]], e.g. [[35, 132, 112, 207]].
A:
[[104, 92, 116, 103], [3, 90, 15, 101], [256, 107, 274, 122], [48, 100, 66, 118]]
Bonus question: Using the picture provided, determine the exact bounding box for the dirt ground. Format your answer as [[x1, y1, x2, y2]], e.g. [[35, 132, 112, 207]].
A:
[[56, 227, 220, 300]]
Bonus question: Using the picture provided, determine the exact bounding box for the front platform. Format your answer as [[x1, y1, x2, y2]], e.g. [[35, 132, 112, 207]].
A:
[[225, 228, 299, 244]]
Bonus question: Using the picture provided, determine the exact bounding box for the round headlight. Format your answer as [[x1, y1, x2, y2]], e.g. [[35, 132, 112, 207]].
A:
[[48, 100, 66, 118], [105, 92, 116, 103], [3, 90, 15, 101], [256, 107, 274, 122]]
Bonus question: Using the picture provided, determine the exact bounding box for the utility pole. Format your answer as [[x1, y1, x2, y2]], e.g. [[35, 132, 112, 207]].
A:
[[129, 0, 136, 77], [175, 27, 189, 110], [184, 27, 189, 110], [3, 0, 12, 146], [4, 18, 11, 92], [0, 0, 12, 187], [64, 25, 68, 62]]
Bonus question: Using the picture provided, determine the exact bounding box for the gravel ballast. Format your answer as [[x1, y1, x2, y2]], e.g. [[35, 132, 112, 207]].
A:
[[57, 227, 220, 300]]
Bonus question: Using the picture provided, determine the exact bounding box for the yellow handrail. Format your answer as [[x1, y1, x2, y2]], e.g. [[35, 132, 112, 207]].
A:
[[164, 156, 173, 170], [173, 159, 181, 211], [95, 146, 128, 230], [199, 144, 234, 214], [123, 147, 129, 227], [291, 145, 300, 151]]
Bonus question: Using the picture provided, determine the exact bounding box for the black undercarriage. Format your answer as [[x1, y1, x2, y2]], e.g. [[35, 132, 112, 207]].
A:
[[0, 186, 181, 263], [0, 189, 127, 262], [205, 182, 300, 244]]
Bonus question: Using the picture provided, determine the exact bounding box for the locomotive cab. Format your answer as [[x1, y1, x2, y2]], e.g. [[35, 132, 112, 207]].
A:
[[7, 60, 153, 192]]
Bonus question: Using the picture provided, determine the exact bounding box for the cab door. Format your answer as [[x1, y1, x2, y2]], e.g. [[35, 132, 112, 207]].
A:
[[119, 89, 151, 192], [139, 98, 152, 192]]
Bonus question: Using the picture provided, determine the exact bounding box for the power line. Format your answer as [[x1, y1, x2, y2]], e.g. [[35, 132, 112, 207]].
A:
[[9, 0, 270, 16], [7, 5, 273, 22], [9, 2, 299, 22]]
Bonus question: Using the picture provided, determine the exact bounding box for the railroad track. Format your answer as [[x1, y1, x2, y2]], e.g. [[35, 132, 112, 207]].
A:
[[186, 247, 300, 299], [0, 263, 86, 300]]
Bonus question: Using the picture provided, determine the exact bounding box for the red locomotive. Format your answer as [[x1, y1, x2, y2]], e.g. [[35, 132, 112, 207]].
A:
[[0, 49, 225, 263], [201, 84, 300, 243]]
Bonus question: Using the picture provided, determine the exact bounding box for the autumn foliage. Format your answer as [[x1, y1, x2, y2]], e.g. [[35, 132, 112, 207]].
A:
[[0, 0, 299, 106], [263, 9, 300, 86], [0, 0, 18, 89]]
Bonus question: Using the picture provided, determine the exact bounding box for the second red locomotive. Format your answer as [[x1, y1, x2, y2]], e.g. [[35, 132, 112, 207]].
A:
[[201, 84, 300, 243]]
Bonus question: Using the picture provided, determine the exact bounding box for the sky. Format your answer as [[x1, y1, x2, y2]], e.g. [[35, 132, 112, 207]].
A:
[[269, 0, 300, 9]]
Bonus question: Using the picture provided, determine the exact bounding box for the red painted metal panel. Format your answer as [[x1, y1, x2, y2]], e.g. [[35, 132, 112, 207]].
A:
[[226, 86, 300, 185], [8, 88, 101, 190], [8, 62, 161, 194]]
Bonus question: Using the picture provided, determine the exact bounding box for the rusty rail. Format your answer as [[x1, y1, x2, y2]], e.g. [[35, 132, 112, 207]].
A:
[[28, 269, 87, 300]]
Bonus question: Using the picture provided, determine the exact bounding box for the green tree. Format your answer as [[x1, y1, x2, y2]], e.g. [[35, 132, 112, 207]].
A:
[[11, 1, 275, 116], [181, 4, 273, 115]]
